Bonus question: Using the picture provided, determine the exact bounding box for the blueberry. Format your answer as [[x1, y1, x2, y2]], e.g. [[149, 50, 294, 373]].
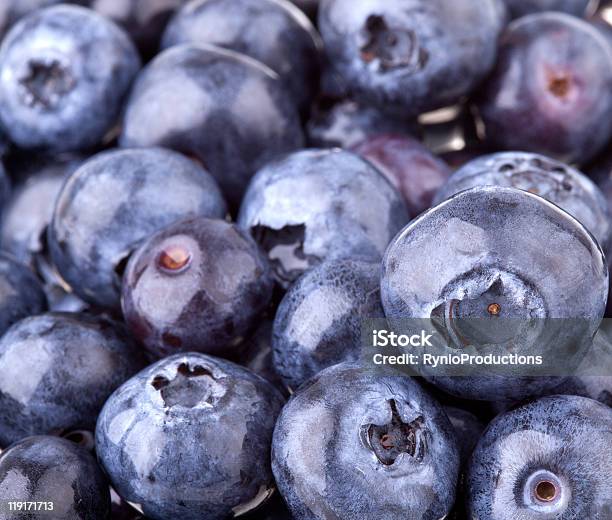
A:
[[161, 0, 322, 112], [443, 406, 486, 465], [1, 154, 83, 268], [238, 148, 409, 288], [95, 352, 285, 520], [306, 97, 419, 149], [352, 134, 452, 218], [0, 435, 110, 519], [0, 253, 47, 339], [48, 148, 227, 310], [272, 362, 460, 519], [381, 186, 608, 400], [120, 44, 304, 208], [90, 0, 186, 57], [318, 0, 505, 115], [122, 216, 273, 360], [467, 395, 612, 519], [0, 1, 87, 40], [0, 312, 146, 447], [272, 258, 383, 390], [434, 152, 611, 250], [504, 0, 592, 18], [0, 5, 140, 152], [476, 13, 612, 165]]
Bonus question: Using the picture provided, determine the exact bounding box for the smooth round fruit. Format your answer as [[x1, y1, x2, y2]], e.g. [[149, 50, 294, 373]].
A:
[[238, 148, 409, 287], [318, 0, 505, 114], [476, 12, 612, 164], [272, 258, 383, 390], [120, 44, 304, 208], [272, 362, 460, 520], [122, 217, 273, 360], [0, 5, 140, 151], [161, 0, 321, 111], [48, 148, 227, 309], [434, 152, 611, 250], [96, 352, 285, 520], [381, 186, 608, 401], [0, 312, 146, 447], [0, 435, 110, 519], [467, 395, 612, 519]]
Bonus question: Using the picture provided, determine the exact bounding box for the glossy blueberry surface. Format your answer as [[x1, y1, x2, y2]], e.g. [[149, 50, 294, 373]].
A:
[[353, 134, 452, 218], [306, 98, 419, 149], [272, 362, 460, 519], [381, 186, 608, 400], [90, 0, 186, 57], [0, 5, 140, 151], [434, 152, 611, 250], [162, 0, 321, 112], [0, 1, 87, 39], [318, 0, 505, 115], [0, 435, 110, 519], [120, 44, 304, 208], [273, 258, 383, 390], [96, 352, 285, 520], [476, 13, 612, 165], [122, 216, 273, 360], [467, 395, 612, 519], [0, 253, 47, 339], [504, 0, 592, 18], [48, 148, 227, 309], [0, 312, 146, 447], [1, 154, 83, 268], [238, 148, 409, 287]]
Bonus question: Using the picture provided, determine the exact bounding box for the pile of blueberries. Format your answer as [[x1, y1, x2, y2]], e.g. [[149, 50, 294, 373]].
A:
[[0, 0, 610, 519]]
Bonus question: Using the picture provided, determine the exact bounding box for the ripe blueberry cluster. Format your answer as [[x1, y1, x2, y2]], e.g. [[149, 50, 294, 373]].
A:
[[0, 1, 609, 519]]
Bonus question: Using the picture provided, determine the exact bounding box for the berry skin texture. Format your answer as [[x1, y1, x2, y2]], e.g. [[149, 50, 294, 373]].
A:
[[0, 435, 111, 519], [352, 134, 452, 218], [0, 253, 47, 338], [0, 5, 140, 152], [0, 312, 146, 447], [121, 217, 274, 360], [381, 186, 608, 401], [48, 148, 227, 310], [504, 0, 591, 18], [306, 98, 419, 149], [161, 0, 321, 112], [272, 258, 383, 390], [1, 154, 83, 268], [95, 352, 285, 520], [272, 362, 460, 520], [120, 44, 304, 208], [318, 0, 505, 115], [238, 148, 409, 288], [434, 152, 611, 251], [467, 395, 612, 519], [476, 13, 612, 165], [90, 0, 186, 57]]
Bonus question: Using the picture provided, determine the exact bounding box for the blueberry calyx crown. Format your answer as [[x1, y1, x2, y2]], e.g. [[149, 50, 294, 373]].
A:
[[19, 58, 76, 109], [363, 399, 426, 466], [359, 15, 428, 72], [151, 362, 216, 408]]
